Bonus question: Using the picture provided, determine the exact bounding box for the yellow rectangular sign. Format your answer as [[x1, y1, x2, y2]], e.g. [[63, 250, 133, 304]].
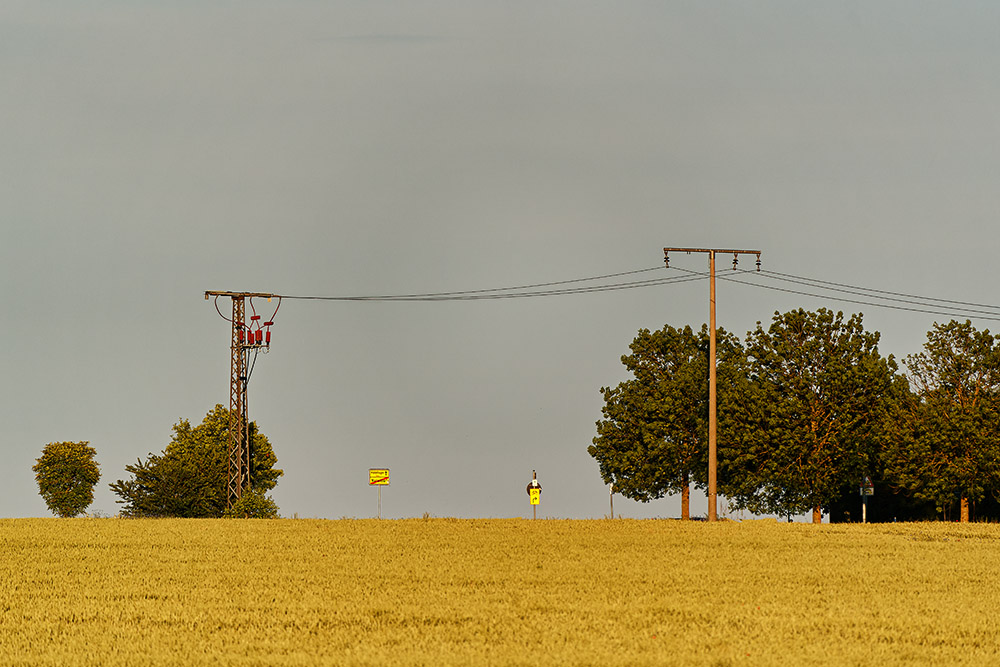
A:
[[369, 468, 390, 486], [529, 488, 540, 505]]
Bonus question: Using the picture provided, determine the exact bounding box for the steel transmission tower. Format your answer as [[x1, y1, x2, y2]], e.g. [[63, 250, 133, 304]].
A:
[[205, 291, 281, 509]]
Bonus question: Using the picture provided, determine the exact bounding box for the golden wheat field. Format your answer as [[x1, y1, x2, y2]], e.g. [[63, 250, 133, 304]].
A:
[[1, 518, 999, 666]]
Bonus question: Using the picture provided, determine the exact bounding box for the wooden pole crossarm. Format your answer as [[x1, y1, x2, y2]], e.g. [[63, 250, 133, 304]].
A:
[[663, 248, 761, 256]]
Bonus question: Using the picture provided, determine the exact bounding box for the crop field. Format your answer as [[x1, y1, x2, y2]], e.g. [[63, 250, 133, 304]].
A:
[[2, 519, 999, 666]]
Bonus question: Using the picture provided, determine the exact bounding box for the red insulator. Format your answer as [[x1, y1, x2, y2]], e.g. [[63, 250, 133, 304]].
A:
[[251, 315, 261, 321], [256, 329, 263, 344], [265, 331, 272, 346], [239, 329, 245, 343]]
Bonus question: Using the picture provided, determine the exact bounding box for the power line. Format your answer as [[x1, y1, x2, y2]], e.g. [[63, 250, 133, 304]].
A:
[[413, 273, 709, 300], [214, 262, 1000, 319], [758, 269, 1000, 314], [275, 266, 709, 301], [697, 268, 1000, 323]]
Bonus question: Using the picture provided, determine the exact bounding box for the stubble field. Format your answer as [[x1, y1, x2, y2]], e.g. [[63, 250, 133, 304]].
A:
[[1, 518, 999, 666]]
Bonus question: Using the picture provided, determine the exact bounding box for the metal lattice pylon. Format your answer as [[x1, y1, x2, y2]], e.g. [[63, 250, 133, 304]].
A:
[[206, 291, 280, 509], [227, 296, 248, 507]]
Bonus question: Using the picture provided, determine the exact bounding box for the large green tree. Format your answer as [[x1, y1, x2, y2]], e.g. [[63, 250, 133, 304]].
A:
[[726, 309, 900, 523], [110, 405, 282, 517], [33, 441, 101, 517], [883, 320, 1000, 522], [589, 324, 745, 519]]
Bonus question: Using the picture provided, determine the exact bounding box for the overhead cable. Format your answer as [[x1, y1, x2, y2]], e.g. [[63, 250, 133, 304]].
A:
[[275, 266, 708, 301], [706, 269, 1000, 323], [759, 269, 1000, 312], [262, 261, 1000, 322]]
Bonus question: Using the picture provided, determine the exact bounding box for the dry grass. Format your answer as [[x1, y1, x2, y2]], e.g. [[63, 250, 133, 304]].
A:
[[1, 518, 999, 665]]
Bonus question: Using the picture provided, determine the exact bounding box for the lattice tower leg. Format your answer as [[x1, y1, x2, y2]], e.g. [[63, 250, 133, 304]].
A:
[[228, 297, 246, 508]]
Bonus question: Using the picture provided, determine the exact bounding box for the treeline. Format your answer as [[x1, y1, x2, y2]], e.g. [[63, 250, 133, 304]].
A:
[[589, 308, 1000, 523], [30, 406, 282, 518]]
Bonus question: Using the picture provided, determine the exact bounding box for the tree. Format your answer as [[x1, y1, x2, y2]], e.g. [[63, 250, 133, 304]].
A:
[[882, 320, 1000, 522], [33, 441, 101, 517], [726, 309, 900, 523], [223, 490, 280, 518], [110, 405, 282, 517], [589, 324, 745, 519]]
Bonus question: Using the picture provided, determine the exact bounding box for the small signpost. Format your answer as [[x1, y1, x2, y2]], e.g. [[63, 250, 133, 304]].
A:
[[526, 470, 541, 520], [369, 468, 389, 519], [860, 476, 874, 523]]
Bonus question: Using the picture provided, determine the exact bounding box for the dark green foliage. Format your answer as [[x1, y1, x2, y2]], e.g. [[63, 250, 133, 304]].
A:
[[722, 309, 900, 520], [594, 312, 1000, 523], [882, 320, 1000, 518], [222, 490, 280, 518], [110, 405, 282, 517], [827, 478, 938, 523], [33, 441, 101, 517], [589, 324, 746, 509]]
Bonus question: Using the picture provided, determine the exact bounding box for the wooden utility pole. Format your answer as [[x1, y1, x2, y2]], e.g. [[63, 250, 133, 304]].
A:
[[663, 248, 761, 522]]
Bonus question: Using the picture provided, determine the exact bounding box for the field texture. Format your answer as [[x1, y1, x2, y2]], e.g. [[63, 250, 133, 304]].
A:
[[1, 518, 999, 666]]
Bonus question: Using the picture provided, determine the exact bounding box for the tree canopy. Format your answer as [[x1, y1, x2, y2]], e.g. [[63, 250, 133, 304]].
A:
[[223, 490, 280, 518], [110, 405, 282, 517], [882, 320, 1000, 521], [596, 309, 907, 522], [593, 312, 1000, 523], [589, 324, 745, 518], [33, 441, 101, 517], [725, 309, 900, 522]]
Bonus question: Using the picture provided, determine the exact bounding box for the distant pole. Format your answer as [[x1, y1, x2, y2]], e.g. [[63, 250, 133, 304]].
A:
[[609, 484, 614, 519], [663, 248, 761, 522], [861, 476, 873, 524], [527, 471, 541, 520], [369, 468, 390, 519], [708, 250, 717, 523]]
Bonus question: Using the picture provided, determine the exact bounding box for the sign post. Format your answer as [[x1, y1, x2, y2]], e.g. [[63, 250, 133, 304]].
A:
[[526, 470, 541, 520], [369, 468, 390, 519], [860, 476, 874, 523]]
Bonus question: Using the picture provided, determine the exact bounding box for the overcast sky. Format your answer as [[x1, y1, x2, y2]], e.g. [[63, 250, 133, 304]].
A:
[[4, 1, 1000, 520]]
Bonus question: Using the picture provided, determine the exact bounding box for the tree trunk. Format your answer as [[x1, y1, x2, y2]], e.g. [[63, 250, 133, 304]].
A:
[[960, 497, 970, 523], [812, 506, 822, 524], [681, 474, 690, 520]]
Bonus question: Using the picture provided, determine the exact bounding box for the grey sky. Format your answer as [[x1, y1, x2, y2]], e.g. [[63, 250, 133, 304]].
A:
[[4, 2, 1000, 519]]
